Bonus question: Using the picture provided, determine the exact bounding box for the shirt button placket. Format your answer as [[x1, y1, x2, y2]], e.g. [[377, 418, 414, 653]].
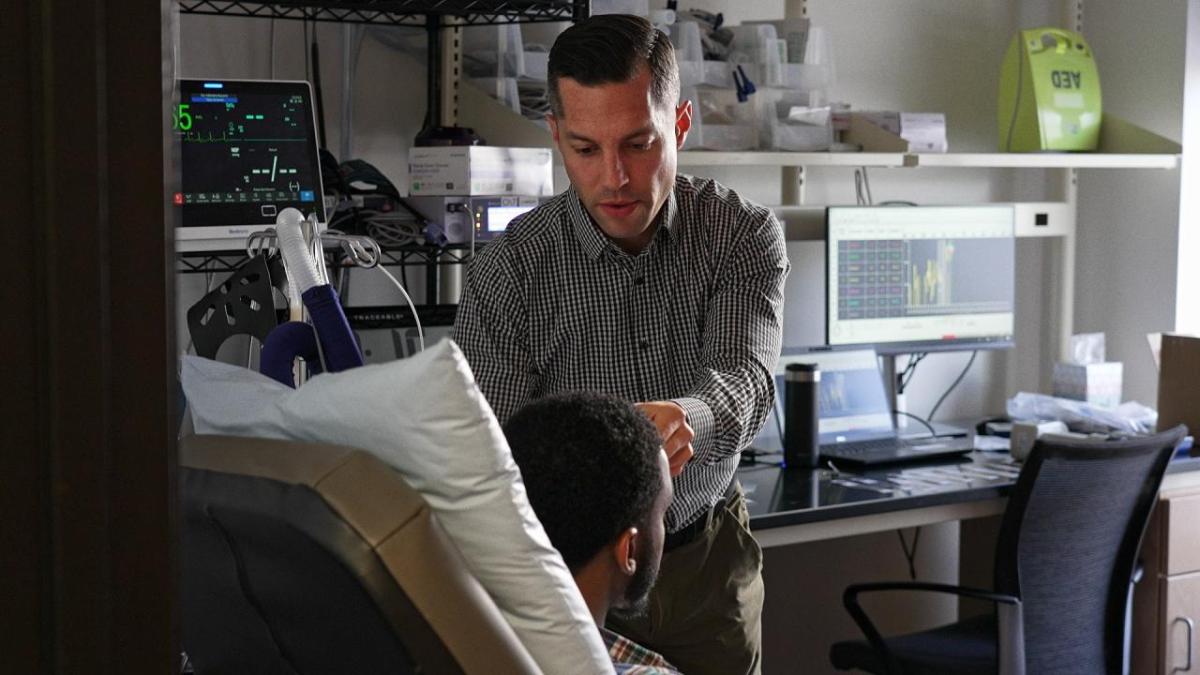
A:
[[633, 263, 651, 357]]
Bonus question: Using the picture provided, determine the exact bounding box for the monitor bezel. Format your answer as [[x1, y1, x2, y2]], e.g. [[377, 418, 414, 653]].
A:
[[824, 204, 1017, 356], [174, 78, 326, 253]]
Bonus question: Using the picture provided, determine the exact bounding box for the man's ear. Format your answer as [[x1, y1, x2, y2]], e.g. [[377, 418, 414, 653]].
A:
[[548, 114, 560, 144], [613, 526, 640, 578], [674, 100, 693, 149]]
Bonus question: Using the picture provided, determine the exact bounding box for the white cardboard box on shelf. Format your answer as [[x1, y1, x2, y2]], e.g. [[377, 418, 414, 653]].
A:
[[859, 112, 947, 153], [409, 146, 553, 197]]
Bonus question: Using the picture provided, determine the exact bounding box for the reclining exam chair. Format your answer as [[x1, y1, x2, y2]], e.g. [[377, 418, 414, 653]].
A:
[[180, 434, 542, 675]]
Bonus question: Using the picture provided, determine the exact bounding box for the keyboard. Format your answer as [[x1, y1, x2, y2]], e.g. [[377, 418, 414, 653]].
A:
[[820, 436, 973, 467]]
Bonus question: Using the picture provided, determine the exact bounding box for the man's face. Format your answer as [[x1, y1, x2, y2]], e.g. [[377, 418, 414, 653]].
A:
[[613, 450, 673, 618], [548, 67, 691, 255]]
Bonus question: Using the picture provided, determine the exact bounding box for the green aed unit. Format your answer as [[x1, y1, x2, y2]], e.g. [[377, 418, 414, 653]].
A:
[[998, 28, 1102, 152]]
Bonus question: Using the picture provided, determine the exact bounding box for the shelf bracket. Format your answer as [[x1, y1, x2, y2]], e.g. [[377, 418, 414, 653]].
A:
[[782, 166, 806, 205]]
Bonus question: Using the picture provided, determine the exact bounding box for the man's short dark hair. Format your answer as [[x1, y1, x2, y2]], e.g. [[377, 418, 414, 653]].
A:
[[504, 391, 664, 573], [547, 14, 679, 118]]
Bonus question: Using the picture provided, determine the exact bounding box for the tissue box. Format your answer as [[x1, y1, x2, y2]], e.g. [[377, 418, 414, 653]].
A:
[[409, 146, 553, 197], [1052, 361, 1123, 408]]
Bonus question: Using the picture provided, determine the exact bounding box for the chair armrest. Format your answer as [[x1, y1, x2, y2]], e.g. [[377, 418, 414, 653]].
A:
[[842, 582, 1025, 675], [845, 581, 1020, 606]]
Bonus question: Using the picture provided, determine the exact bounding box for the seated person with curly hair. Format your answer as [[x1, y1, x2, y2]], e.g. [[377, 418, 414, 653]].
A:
[[504, 391, 681, 675]]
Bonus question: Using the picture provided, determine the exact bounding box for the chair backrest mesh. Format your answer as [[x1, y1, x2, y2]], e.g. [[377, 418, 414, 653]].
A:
[[994, 427, 1183, 674]]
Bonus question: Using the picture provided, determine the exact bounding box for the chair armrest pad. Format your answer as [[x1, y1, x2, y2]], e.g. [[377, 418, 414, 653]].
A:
[[844, 581, 1020, 606]]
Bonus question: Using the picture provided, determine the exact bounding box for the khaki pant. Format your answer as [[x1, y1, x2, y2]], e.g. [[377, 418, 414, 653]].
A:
[[607, 484, 765, 675]]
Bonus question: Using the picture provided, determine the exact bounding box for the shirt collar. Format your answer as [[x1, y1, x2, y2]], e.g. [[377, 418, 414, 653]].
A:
[[566, 184, 679, 261]]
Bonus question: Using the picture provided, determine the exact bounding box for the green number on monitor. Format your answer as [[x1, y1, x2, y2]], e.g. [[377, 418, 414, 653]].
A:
[[174, 103, 193, 131]]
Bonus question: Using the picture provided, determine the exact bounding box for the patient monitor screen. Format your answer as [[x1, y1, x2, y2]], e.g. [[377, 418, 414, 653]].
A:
[[175, 80, 323, 228], [826, 206, 1015, 354]]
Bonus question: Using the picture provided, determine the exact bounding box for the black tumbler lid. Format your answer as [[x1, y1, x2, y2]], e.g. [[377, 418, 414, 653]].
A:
[[785, 362, 820, 382]]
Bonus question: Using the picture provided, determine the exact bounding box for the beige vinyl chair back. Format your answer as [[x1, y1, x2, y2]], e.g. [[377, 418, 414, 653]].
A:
[[180, 434, 542, 675]]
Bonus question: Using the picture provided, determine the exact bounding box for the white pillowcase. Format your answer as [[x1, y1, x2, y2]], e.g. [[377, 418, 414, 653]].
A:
[[181, 341, 614, 675]]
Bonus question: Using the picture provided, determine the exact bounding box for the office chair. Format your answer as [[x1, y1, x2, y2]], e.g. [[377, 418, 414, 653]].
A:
[[829, 425, 1188, 675], [180, 434, 542, 675]]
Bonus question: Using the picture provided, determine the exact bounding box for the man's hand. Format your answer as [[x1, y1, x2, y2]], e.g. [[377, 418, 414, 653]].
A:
[[635, 401, 694, 476]]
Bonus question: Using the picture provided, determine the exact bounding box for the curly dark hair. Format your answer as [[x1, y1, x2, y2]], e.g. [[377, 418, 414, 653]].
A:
[[547, 14, 679, 118], [503, 391, 664, 573]]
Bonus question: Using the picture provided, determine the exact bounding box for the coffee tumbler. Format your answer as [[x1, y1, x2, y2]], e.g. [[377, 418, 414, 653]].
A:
[[784, 362, 820, 468]]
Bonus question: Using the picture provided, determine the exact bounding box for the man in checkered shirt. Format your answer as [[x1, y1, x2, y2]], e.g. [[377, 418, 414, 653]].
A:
[[453, 14, 789, 675]]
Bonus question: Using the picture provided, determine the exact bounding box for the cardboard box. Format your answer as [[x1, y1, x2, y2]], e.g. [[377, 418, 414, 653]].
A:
[[1052, 361, 1123, 409], [859, 112, 948, 153], [1158, 334, 1200, 438], [409, 146, 553, 197]]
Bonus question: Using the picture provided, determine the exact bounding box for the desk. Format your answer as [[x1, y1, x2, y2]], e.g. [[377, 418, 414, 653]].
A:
[[739, 452, 1019, 548]]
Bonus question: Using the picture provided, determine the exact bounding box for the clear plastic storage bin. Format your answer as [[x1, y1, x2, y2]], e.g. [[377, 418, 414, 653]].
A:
[[682, 86, 759, 151], [757, 89, 833, 151]]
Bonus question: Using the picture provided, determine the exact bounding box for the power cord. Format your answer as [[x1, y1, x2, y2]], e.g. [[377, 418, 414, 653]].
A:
[[897, 527, 921, 580], [854, 167, 873, 205], [897, 351, 928, 394], [373, 265, 424, 352], [928, 350, 978, 421], [892, 410, 937, 437]]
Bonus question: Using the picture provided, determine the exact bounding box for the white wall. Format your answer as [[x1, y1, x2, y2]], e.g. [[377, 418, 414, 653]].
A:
[[1076, 0, 1187, 405], [1178, 0, 1200, 336]]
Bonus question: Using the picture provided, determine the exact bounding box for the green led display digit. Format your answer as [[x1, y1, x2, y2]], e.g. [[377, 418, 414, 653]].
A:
[[173, 103, 193, 131]]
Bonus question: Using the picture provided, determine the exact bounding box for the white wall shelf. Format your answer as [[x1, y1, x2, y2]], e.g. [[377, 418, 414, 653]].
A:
[[678, 151, 913, 168], [678, 150, 1178, 170]]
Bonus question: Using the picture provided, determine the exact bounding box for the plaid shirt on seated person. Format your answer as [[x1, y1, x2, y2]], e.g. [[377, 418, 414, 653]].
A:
[[602, 627, 683, 674]]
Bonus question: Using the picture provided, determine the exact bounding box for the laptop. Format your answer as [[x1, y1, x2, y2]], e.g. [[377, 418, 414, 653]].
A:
[[769, 348, 973, 467], [174, 79, 327, 252]]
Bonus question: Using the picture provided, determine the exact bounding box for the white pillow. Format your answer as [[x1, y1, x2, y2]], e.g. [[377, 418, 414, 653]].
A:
[[181, 341, 614, 675]]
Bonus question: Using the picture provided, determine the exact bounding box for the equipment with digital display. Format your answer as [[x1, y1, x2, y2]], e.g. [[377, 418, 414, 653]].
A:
[[408, 195, 538, 244], [826, 205, 1016, 355], [175, 79, 326, 251]]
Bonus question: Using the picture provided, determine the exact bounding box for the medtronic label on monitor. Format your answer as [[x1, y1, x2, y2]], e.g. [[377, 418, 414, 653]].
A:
[[825, 205, 1016, 353]]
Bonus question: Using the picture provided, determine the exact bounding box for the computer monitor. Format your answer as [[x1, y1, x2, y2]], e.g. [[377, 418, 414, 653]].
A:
[[826, 205, 1016, 355], [174, 79, 326, 252]]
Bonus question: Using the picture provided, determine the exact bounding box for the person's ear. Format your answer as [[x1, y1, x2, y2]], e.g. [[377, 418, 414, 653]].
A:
[[613, 526, 640, 578], [674, 100, 693, 149], [548, 114, 560, 144]]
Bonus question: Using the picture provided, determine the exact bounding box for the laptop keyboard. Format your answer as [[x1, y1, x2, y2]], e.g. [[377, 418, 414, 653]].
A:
[[824, 438, 901, 457]]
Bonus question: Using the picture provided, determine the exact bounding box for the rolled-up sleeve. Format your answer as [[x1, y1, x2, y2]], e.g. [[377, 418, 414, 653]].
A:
[[674, 209, 788, 464]]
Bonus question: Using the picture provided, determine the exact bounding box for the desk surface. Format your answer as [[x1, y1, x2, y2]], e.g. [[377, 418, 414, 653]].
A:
[[739, 452, 1020, 531], [739, 448, 1200, 547]]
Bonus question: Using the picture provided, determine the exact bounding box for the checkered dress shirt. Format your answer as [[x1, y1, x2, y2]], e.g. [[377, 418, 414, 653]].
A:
[[601, 627, 682, 674], [452, 174, 789, 531]]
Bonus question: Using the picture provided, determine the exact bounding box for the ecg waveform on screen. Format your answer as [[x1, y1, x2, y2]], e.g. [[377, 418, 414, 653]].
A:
[[178, 96, 306, 145]]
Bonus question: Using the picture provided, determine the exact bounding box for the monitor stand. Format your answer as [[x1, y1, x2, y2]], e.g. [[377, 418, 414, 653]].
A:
[[880, 354, 970, 440]]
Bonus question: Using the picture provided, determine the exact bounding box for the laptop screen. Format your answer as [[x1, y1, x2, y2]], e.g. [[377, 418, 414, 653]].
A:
[[760, 349, 895, 449], [174, 79, 325, 249]]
